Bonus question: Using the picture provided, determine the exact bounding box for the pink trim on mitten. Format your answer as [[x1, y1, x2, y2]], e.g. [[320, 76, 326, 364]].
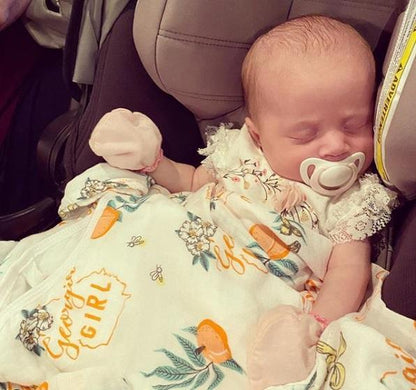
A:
[[310, 313, 330, 330]]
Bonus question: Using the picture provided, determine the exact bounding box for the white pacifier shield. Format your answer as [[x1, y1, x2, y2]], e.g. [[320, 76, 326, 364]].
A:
[[319, 165, 355, 187], [300, 152, 365, 196]]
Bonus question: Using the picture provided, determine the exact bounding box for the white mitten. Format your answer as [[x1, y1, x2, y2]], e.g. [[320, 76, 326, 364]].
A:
[[89, 108, 163, 171]]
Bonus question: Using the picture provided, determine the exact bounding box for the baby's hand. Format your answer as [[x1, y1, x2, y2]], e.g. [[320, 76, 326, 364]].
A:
[[89, 108, 162, 171], [247, 305, 322, 389]]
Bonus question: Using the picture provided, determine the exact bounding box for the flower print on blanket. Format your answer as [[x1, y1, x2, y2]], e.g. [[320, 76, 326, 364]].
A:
[[176, 212, 218, 271], [143, 319, 244, 389], [223, 159, 280, 199], [16, 306, 54, 356], [78, 175, 153, 201]]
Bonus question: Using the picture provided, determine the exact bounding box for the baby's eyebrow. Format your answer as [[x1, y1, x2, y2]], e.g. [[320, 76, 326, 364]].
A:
[[342, 113, 372, 123], [343, 108, 372, 118], [288, 127, 318, 139], [291, 121, 319, 129]]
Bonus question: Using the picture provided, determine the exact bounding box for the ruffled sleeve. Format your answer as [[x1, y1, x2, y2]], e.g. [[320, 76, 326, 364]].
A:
[[198, 124, 241, 177], [323, 173, 399, 244]]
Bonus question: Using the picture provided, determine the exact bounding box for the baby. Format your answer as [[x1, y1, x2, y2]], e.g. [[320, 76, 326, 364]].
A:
[[0, 15, 401, 390], [90, 15, 394, 389]]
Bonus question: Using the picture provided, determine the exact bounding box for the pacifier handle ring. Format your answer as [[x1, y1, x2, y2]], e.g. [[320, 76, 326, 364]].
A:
[[300, 158, 320, 182], [353, 153, 365, 172]]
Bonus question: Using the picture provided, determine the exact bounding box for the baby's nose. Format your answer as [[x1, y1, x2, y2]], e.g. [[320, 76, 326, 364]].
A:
[[319, 130, 349, 160]]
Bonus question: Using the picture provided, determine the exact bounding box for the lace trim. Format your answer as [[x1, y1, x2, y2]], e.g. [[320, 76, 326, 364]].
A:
[[198, 124, 237, 176], [326, 174, 398, 244]]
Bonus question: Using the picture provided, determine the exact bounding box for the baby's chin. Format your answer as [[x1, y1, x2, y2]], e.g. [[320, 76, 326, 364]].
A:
[[274, 171, 304, 184]]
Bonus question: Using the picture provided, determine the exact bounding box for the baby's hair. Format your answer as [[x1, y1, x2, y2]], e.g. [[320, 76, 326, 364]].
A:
[[241, 15, 375, 118]]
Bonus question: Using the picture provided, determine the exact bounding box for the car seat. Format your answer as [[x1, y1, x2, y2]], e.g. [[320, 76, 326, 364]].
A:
[[0, 0, 413, 280]]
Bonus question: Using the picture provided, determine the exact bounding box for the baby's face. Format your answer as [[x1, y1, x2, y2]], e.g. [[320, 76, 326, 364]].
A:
[[246, 53, 374, 183]]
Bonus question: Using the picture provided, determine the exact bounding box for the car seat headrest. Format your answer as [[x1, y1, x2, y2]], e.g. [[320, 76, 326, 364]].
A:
[[133, 0, 294, 129], [133, 0, 401, 133]]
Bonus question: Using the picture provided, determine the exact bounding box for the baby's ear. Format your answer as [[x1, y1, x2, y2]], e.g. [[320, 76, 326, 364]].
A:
[[245, 117, 261, 146]]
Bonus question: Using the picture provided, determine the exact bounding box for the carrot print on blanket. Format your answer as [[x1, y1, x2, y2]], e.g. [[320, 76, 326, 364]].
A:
[[91, 194, 150, 239], [247, 223, 300, 281], [90, 205, 120, 239], [142, 319, 244, 389], [196, 319, 232, 364]]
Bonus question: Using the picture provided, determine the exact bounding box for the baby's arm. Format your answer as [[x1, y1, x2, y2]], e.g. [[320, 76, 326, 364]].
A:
[[150, 157, 214, 192], [311, 239, 371, 323], [89, 108, 215, 192]]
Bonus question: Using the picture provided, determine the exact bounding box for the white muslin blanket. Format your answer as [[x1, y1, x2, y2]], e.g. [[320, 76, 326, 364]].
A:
[[0, 129, 414, 390]]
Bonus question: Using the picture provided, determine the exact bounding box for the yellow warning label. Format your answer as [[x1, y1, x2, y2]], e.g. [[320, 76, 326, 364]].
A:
[[375, 21, 416, 182]]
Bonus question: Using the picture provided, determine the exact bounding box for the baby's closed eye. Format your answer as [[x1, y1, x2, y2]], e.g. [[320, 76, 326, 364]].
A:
[[289, 128, 317, 143]]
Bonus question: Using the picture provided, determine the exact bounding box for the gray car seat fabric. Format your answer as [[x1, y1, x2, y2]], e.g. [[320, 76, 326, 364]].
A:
[[72, 0, 130, 84], [63, 0, 204, 179], [133, 0, 405, 134], [382, 200, 416, 319], [23, 0, 130, 85]]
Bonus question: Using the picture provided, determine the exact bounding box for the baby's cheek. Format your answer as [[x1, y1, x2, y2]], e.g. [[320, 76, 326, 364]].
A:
[[360, 139, 374, 172]]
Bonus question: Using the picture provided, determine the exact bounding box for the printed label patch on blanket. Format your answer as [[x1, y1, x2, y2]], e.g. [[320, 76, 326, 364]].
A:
[[16, 267, 131, 360]]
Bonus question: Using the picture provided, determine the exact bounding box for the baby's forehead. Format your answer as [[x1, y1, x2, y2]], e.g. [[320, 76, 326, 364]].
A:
[[254, 33, 374, 86], [260, 32, 366, 62], [253, 16, 372, 65]]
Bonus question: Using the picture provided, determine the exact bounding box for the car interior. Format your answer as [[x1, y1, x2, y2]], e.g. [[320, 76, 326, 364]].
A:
[[0, 0, 415, 369]]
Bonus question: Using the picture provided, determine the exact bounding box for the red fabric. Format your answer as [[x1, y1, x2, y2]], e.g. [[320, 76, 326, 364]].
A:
[[0, 20, 42, 144]]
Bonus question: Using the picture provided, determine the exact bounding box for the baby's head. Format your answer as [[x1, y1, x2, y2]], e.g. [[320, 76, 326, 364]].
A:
[[242, 15, 376, 195]]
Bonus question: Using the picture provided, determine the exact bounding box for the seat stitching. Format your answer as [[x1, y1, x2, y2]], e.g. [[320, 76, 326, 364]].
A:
[[160, 28, 253, 46], [158, 31, 251, 49]]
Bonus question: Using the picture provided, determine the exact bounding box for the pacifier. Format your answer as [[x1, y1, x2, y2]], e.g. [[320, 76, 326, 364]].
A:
[[299, 152, 365, 196]]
